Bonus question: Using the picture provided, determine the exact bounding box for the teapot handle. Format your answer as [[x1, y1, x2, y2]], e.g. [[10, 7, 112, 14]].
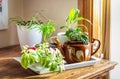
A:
[[91, 38, 101, 55]]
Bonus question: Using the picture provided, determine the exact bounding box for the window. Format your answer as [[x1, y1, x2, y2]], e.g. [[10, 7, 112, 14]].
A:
[[78, 0, 110, 59]]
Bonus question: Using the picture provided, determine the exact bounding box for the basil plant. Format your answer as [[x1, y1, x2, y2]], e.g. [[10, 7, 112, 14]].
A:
[[20, 43, 65, 73]]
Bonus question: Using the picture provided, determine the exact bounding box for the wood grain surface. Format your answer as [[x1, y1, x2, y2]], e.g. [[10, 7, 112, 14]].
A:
[[0, 45, 117, 79]]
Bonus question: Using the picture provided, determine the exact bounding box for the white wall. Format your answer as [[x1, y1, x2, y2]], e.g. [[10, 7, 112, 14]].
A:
[[110, 0, 120, 79], [23, 0, 78, 36], [0, 0, 23, 48], [0, 0, 77, 48]]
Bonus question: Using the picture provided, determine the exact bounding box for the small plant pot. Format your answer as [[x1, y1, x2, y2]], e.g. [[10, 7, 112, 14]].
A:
[[17, 25, 42, 48], [63, 39, 100, 64], [63, 43, 91, 63]]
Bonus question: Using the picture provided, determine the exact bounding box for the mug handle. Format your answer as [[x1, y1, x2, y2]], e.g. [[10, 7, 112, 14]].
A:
[[91, 38, 101, 55]]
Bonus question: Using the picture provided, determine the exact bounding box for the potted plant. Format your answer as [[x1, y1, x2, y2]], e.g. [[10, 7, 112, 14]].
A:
[[54, 8, 100, 64], [20, 20, 65, 73], [9, 14, 43, 48], [59, 8, 91, 45]]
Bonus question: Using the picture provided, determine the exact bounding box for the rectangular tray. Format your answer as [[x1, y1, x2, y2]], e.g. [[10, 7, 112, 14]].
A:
[[14, 56, 101, 74]]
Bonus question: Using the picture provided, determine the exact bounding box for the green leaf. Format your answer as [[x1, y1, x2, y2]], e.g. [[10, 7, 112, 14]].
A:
[[74, 8, 79, 16], [20, 53, 30, 69], [29, 54, 36, 64], [60, 26, 68, 29], [30, 52, 39, 62], [40, 20, 55, 43], [75, 17, 92, 25], [65, 28, 75, 37], [80, 35, 88, 45], [58, 66, 63, 73], [66, 16, 69, 22], [75, 17, 85, 22], [69, 32, 77, 41], [73, 8, 79, 20], [69, 8, 75, 21], [76, 28, 81, 32], [44, 58, 51, 68], [9, 16, 24, 25], [41, 58, 46, 66], [85, 19, 92, 24], [77, 24, 88, 32], [50, 61, 57, 71]]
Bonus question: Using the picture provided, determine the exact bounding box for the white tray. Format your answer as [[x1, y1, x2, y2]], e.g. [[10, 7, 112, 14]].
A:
[[14, 56, 101, 74]]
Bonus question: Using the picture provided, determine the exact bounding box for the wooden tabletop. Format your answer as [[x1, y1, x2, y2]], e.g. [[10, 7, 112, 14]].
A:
[[0, 57, 117, 79]]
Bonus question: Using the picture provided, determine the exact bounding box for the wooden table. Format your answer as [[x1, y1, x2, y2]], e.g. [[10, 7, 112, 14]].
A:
[[0, 57, 117, 79]]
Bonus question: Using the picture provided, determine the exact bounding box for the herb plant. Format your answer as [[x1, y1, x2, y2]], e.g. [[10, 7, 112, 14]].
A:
[[39, 20, 55, 43], [19, 17, 64, 72], [9, 12, 44, 30], [60, 8, 91, 45], [20, 43, 64, 72]]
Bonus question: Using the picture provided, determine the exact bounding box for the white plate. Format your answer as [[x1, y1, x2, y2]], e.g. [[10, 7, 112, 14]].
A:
[[14, 56, 101, 74]]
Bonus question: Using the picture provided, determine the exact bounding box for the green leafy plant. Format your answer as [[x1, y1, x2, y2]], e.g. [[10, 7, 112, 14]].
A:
[[9, 12, 44, 30], [39, 20, 55, 43], [60, 8, 91, 45], [20, 43, 64, 72], [19, 16, 64, 72]]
